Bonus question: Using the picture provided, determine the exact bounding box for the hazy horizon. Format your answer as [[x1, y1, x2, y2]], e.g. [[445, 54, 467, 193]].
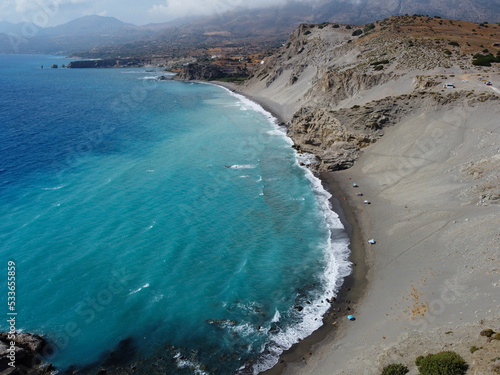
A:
[[0, 0, 321, 27]]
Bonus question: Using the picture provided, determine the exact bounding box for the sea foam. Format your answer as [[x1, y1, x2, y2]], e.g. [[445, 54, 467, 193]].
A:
[[215, 84, 352, 374]]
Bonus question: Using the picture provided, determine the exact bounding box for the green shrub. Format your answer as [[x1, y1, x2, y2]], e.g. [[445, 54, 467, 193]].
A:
[[346, 25, 352, 29], [415, 351, 467, 375], [381, 363, 409, 375], [352, 29, 363, 36], [371, 59, 390, 65], [448, 41, 460, 47], [332, 24, 340, 28], [364, 23, 375, 32], [470, 346, 481, 353], [374, 65, 384, 71], [444, 50, 452, 55], [472, 53, 499, 66], [304, 30, 311, 35]]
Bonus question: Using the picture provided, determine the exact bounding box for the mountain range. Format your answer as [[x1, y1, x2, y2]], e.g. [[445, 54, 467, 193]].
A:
[[0, 0, 499, 56]]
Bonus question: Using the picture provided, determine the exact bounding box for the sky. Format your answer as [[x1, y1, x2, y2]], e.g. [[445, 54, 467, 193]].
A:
[[0, 0, 316, 26]]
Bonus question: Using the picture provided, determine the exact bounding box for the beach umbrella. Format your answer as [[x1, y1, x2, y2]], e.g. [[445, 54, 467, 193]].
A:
[[347, 315, 355, 321]]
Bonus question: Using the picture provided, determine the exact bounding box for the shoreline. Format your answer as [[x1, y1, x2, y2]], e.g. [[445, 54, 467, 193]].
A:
[[209, 81, 289, 125], [261, 171, 369, 375], [209, 81, 371, 375]]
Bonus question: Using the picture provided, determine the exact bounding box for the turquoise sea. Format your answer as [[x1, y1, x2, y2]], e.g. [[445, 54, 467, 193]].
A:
[[0, 55, 350, 374]]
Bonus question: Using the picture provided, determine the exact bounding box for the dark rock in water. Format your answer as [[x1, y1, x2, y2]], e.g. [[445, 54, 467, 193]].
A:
[[51, 64, 58, 69], [0, 332, 55, 374], [293, 305, 304, 312], [206, 319, 238, 327], [97, 369, 108, 375], [269, 325, 280, 333]]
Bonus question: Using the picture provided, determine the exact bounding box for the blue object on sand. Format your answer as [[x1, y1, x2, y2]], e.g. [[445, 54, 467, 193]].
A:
[[368, 239, 376, 244], [348, 315, 355, 321], [353, 183, 358, 187]]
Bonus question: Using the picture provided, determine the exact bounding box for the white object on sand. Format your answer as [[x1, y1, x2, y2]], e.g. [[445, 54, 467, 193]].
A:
[[368, 239, 376, 244]]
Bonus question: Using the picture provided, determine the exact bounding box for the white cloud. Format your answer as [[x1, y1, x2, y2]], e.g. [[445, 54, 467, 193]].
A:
[[147, 0, 296, 19], [15, 0, 92, 13], [1, 0, 321, 26], [82, 9, 107, 16]]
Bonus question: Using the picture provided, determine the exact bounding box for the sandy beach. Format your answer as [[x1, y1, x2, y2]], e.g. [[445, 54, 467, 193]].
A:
[[216, 68, 500, 374], [280, 100, 500, 374]]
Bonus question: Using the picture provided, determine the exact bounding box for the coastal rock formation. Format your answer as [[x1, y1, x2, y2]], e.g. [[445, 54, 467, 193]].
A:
[[242, 16, 500, 174], [177, 63, 227, 80], [67, 58, 150, 68], [178, 63, 248, 81], [288, 91, 499, 171], [0, 333, 54, 375]]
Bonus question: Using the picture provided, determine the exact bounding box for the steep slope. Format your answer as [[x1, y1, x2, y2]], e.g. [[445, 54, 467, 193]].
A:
[[242, 16, 500, 173], [239, 16, 500, 375]]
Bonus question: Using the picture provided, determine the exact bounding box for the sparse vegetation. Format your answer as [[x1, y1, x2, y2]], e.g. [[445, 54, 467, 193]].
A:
[[371, 60, 390, 66], [472, 53, 499, 66], [304, 30, 311, 36], [470, 346, 481, 353], [415, 351, 468, 375], [352, 29, 363, 36], [364, 23, 376, 33], [448, 41, 460, 47], [381, 363, 409, 375]]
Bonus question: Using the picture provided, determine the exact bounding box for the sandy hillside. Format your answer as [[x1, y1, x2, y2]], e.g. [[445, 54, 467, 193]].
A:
[[235, 15, 500, 375]]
